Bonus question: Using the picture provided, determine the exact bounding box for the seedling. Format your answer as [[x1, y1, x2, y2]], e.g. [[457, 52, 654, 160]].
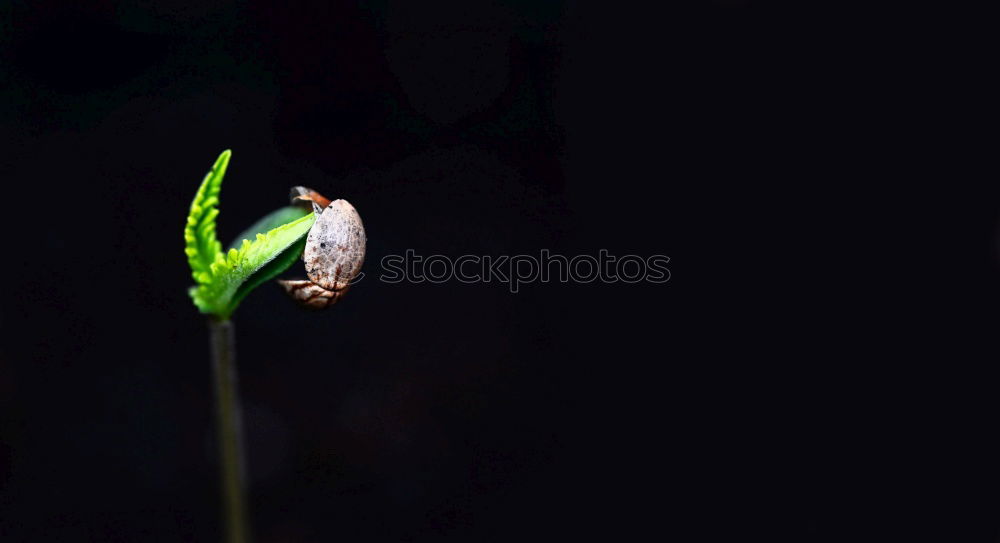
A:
[[183, 150, 365, 542]]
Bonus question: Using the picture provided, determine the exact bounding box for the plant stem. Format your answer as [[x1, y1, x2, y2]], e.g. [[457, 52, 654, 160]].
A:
[[209, 318, 249, 543]]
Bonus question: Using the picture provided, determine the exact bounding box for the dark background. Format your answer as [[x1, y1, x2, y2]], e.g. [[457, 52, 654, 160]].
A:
[[0, 1, 995, 541]]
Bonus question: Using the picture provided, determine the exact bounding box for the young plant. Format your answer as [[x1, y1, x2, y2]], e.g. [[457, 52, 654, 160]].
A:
[[184, 150, 365, 542], [185, 150, 317, 320]]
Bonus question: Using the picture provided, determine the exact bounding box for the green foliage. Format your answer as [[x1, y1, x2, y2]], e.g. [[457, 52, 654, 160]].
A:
[[226, 206, 312, 311], [228, 206, 310, 251], [184, 151, 316, 319]]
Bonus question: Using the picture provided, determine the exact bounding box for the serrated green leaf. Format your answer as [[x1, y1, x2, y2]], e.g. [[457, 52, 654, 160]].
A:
[[228, 206, 310, 251], [184, 151, 317, 319], [184, 150, 230, 281], [188, 212, 315, 318], [227, 236, 307, 314], [222, 205, 312, 314]]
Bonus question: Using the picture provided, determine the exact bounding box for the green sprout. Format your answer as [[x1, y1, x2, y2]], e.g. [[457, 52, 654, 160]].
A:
[[184, 150, 320, 543], [184, 149, 316, 320]]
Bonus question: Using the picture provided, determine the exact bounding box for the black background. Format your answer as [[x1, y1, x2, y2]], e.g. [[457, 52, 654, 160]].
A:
[[1, 1, 995, 541]]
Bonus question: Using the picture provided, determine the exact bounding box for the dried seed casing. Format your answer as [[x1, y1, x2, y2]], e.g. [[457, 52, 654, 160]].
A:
[[303, 199, 366, 292], [278, 188, 366, 309], [289, 185, 332, 211], [278, 280, 349, 309]]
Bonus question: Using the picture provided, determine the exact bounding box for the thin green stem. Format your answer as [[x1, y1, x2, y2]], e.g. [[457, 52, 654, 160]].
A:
[[209, 318, 250, 543]]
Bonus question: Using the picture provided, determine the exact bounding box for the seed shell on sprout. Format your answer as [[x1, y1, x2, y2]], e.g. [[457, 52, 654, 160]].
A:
[[277, 190, 366, 309], [278, 280, 348, 309], [303, 199, 366, 292], [289, 186, 332, 212]]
